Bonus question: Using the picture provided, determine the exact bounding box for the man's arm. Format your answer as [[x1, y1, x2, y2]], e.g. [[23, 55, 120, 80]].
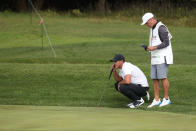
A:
[[113, 69, 123, 82], [157, 25, 169, 49], [118, 75, 131, 85], [117, 74, 131, 91]]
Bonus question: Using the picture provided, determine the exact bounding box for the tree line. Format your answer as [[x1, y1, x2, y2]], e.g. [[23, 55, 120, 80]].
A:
[[0, 0, 195, 13]]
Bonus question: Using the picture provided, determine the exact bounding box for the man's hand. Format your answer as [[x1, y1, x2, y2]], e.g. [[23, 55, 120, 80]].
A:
[[112, 64, 123, 82], [147, 46, 157, 51], [141, 44, 148, 51], [112, 64, 116, 71]]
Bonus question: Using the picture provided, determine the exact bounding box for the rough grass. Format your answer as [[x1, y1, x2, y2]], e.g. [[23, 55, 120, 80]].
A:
[[0, 12, 196, 115]]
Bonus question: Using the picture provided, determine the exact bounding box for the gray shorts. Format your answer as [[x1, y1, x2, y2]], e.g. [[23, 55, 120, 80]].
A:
[[151, 63, 169, 79]]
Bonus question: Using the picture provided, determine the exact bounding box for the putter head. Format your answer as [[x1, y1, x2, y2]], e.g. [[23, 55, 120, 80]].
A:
[[141, 44, 148, 51]]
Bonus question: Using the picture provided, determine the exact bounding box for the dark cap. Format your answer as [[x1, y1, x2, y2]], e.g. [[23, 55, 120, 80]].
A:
[[110, 54, 125, 62]]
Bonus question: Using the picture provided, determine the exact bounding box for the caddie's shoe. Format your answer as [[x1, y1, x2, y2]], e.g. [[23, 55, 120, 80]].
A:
[[129, 98, 144, 109], [159, 98, 171, 107], [147, 99, 161, 108]]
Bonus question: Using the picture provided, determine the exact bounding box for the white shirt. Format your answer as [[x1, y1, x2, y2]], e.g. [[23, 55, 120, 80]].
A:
[[119, 62, 149, 87]]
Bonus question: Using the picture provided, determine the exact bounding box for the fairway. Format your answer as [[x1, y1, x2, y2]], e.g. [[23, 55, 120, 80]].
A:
[[0, 105, 196, 131], [0, 11, 196, 131]]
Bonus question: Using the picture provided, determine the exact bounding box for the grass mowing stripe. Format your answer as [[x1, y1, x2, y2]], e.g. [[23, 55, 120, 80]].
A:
[[0, 63, 195, 115]]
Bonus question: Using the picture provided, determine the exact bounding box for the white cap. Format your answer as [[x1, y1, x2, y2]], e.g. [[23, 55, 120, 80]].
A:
[[141, 13, 154, 25]]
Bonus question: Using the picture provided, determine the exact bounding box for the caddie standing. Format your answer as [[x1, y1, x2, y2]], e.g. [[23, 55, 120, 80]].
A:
[[141, 13, 173, 108]]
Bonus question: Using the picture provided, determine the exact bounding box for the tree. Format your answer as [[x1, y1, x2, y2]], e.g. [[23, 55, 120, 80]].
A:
[[33, 0, 44, 10], [11, 0, 44, 12], [12, 0, 27, 11], [97, 0, 106, 13]]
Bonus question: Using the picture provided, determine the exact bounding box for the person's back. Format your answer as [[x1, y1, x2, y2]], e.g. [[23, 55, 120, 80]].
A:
[[119, 62, 149, 87]]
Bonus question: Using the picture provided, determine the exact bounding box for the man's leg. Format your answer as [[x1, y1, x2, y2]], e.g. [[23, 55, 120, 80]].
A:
[[157, 64, 171, 107], [119, 84, 146, 108], [153, 79, 161, 101], [148, 65, 162, 108], [147, 79, 162, 108], [161, 78, 169, 99], [159, 78, 171, 107], [119, 84, 141, 101], [114, 82, 141, 100], [114, 82, 119, 91]]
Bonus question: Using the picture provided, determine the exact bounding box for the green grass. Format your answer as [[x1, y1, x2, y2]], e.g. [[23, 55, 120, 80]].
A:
[[0, 105, 196, 131], [0, 12, 196, 116]]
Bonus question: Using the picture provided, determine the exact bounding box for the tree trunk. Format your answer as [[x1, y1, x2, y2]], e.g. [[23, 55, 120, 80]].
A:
[[97, 0, 106, 13], [11, 0, 44, 12], [34, 0, 44, 10], [12, 0, 27, 11]]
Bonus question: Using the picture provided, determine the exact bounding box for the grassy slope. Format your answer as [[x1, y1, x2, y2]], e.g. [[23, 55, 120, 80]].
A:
[[0, 105, 196, 131], [0, 12, 196, 115]]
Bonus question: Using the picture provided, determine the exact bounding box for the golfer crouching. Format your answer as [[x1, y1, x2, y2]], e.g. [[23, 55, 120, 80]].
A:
[[111, 54, 150, 108]]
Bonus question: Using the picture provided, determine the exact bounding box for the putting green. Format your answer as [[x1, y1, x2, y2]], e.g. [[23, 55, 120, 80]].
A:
[[0, 105, 195, 131]]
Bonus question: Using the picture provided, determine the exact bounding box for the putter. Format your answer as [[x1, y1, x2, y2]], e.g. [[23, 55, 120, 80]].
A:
[[97, 66, 114, 107], [141, 44, 148, 51], [108, 64, 116, 80], [96, 84, 107, 107], [108, 68, 113, 80]]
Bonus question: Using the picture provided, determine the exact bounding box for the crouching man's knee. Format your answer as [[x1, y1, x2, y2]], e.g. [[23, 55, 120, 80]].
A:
[[114, 82, 119, 91]]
